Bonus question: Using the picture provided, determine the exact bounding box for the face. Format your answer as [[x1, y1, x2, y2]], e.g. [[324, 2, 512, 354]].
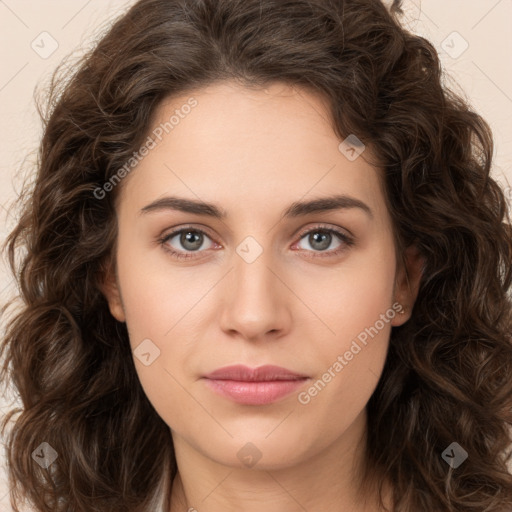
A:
[[102, 81, 422, 472]]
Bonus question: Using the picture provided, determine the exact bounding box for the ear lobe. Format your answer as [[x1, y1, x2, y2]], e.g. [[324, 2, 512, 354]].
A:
[[98, 264, 126, 323], [392, 243, 425, 325]]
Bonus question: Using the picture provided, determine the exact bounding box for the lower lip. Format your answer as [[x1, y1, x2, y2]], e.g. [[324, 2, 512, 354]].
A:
[[203, 378, 309, 405]]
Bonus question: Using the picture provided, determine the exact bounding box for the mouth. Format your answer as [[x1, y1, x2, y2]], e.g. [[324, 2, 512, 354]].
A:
[[202, 364, 310, 405]]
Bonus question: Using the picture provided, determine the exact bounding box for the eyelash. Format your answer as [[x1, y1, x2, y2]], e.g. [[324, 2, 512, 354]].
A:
[[158, 224, 355, 260]]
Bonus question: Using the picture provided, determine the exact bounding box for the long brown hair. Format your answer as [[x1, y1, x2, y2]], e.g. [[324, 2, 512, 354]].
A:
[[2, 0, 512, 510]]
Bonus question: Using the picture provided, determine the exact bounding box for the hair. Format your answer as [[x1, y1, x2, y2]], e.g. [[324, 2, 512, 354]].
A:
[[1, 0, 512, 510]]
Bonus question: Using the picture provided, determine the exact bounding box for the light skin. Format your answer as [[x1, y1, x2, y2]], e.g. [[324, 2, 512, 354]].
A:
[[101, 80, 424, 511]]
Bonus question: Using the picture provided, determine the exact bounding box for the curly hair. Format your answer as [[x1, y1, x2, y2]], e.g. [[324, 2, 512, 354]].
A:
[[1, 0, 512, 511]]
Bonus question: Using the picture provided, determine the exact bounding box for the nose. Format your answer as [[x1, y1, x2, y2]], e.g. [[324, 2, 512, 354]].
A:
[[218, 244, 292, 342]]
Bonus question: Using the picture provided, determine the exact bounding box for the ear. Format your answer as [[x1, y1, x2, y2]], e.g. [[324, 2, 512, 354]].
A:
[[98, 261, 126, 323], [391, 243, 425, 326]]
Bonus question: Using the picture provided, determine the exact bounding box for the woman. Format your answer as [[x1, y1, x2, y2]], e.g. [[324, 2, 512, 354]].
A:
[[1, 0, 512, 511]]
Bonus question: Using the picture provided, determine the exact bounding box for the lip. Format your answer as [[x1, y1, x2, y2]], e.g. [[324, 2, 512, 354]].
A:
[[203, 364, 309, 381], [202, 365, 310, 405]]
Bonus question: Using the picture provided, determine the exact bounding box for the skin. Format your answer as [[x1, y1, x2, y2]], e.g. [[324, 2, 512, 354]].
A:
[[101, 81, 424, 512]]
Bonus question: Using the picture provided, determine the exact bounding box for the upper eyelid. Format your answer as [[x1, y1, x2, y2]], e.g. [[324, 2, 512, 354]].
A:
[[161, 225, 216, 243], [296, 224, 352, 239]]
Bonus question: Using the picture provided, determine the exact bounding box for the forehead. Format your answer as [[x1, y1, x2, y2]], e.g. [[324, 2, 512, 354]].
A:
[[118, 80, 387, 221]]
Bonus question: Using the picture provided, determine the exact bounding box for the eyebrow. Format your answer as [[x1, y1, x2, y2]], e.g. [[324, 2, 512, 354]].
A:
[[139, 194, 373, 220]]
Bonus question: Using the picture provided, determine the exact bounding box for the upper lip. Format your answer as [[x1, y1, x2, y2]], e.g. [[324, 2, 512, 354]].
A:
[[203, 364, 309, 381]]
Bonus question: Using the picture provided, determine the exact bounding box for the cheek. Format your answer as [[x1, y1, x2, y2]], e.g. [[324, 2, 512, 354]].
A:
[[306, 237, 397, 348], [295, 281, 396, 439], [114, 233, 199, 343], [300, 236, 397, 395], [113, 238, 210, 416]]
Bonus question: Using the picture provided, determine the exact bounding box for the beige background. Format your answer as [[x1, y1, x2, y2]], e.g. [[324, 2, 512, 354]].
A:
[[1, 0, 511, 509]]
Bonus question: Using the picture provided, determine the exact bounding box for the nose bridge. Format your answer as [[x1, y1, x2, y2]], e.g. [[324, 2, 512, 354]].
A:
[[232, 234, 279, 307], [218, 233, 290, 338]]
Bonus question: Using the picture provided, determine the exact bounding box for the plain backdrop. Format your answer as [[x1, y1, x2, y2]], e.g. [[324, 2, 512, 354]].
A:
[[1, 1, 511, 509]]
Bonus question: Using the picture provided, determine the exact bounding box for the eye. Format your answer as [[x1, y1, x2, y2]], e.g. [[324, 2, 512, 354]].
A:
[[158, 224, 355, 261], [292, 225, 354, 257], [159, 227, 218, 260]]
